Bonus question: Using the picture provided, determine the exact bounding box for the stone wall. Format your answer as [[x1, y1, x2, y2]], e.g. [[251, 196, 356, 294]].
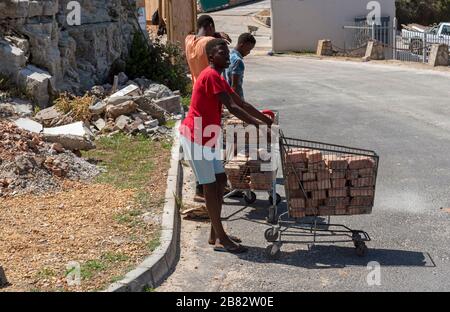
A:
[[0, 0, 141, 107]]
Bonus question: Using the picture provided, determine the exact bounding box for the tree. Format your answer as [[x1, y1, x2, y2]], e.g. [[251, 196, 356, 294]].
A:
[[396, 0, 450, 26]]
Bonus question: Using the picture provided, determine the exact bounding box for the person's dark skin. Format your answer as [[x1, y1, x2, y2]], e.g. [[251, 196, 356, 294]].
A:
[[230, 41, 256, 94], [204, 43, 272, 251], [196, 21, 231, 44], [193, 20, 230, 202]]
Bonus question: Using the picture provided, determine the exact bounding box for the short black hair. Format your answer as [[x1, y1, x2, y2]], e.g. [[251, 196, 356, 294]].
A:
[[197, 15, 215, 30], [205, 38, 228, 57], [238, 33, 256, 45]]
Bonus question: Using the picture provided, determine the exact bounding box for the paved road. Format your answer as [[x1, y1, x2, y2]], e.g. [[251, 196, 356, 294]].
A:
[[208, 0, 272, 51], [159, 2, 450, 292]]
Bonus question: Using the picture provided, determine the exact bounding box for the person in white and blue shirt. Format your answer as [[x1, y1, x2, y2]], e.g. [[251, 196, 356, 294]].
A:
[[224, 33, 256, 100]]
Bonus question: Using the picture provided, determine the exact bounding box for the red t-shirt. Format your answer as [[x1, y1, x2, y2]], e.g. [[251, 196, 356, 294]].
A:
[[180, 66, 234, 147]]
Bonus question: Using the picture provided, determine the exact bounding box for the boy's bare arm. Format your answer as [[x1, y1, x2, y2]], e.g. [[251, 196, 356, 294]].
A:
[[230, 92, 273, 125], [231, 74, 240, 91], [218, 92, 264, 126]]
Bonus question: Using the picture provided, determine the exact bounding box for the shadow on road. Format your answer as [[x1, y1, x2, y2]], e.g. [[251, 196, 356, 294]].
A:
[[236, 244, 435, 269]]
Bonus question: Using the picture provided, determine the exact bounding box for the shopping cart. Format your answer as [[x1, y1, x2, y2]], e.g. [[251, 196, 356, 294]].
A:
[[223, 111, 281, 222], [264, 131, 380, 259]]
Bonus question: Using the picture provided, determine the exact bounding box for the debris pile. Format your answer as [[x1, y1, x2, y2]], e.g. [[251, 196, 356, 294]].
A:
[[0, 120, 99, 197], [29, 73, 182, 141]]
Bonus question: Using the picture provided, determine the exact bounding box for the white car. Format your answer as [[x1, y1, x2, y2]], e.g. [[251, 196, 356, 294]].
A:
[[401, 22, 450, 54]]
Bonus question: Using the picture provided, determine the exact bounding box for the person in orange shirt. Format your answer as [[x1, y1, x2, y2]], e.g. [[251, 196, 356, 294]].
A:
[[185, 15, 231, 84], [185, 15, 231, 202]]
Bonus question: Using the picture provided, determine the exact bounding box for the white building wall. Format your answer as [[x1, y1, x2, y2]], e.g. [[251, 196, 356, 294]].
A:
[[271, 0, 396, 52]]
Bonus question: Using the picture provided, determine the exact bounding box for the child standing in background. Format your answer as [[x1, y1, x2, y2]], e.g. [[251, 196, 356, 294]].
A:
[[224, 33, 256, 100]]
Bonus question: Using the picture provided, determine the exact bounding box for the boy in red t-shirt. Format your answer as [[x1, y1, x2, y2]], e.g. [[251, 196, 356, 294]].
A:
[[180, 39, 272, 254]]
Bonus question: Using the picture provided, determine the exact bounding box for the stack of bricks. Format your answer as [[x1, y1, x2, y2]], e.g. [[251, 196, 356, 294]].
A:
[[225, 153, 274, 191], [284, 148, 376, 217]]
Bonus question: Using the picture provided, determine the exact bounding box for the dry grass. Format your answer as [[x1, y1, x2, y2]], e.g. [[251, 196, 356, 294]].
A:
[[54, 93, 95, 122], [0, 135, 172, 292]]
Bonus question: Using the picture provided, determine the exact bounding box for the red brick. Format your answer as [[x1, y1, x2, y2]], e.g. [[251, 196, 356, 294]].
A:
[[351, 177, 374, 187], [290, 198, 306, 209], [346, 170, 359, 180], [348, 206, 372, 215], [350, 187, 375, 197], [324, 155, 349, 170], [306, 208, 319, 216], [328, 188, 348, 197], [307, 150, 323, 163], [331, 178, 346, 188], [335, 208, 348, 215], [350, 196, 374, 206], [286, 149, 308, 163], [316, 169, 331, 181], [348, 156, 375, 170], [311, 190, 327, 200], [302, 171, 316, 181], [308, 160, 326, 170], [359, 168, 375, 177], [306, 199, 320, 209], [290, 208, 306, 218], [330, 170, 346, 179], [289, 189, 307, 198], [303, 181, 318, 191], [319, 206, 335, 216], [326, 197, 350, 208], [317, 179, 331, 190], [286, 175, 299, 190]]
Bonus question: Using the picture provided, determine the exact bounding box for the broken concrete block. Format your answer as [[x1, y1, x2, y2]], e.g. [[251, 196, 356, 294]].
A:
[[316, 39, 333, 56], [153, 95, 181, 114], [0, 39, 27, 77], [14, 118, 43, 133], [89, 101, 107, 115], [144, 119, 159, 128], [428, 44, 449, 67], [17, 65, 54, 108], [106, 96, 133, 106], [105, 100, 138, 119], [365, 40, 385, 61], [43, 134, 95, 151], [134, 96, 167, 124], [109, 84, 140, 98], [94, 118, 106, 131], [114, 115, 131, 130], [43, 121, 93, 139], [34, 106, 62, 124]]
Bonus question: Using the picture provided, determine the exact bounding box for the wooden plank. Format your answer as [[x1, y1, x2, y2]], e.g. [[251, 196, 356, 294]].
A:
[[169, 0, 197, 48]]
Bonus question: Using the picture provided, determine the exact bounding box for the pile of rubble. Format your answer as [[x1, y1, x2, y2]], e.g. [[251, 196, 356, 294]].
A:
[[0, 120, 99, 197], [30, 73, 182, 143]]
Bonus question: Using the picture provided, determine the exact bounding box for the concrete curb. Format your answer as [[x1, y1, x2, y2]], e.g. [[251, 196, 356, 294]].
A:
[[105, 121, 183, 292]]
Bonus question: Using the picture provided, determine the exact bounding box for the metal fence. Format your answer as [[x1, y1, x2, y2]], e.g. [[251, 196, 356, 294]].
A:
[[343, 17, 450, 64], [342, 17, 392, 57], [393, 19, 450, 63]]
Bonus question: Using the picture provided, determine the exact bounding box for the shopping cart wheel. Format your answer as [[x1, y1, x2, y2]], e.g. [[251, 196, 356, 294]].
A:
[[244, 191, 257, 204], [268, 193, 282, 205], [355, 242, 368, 257], [264, 227, 279, 242], [265, 243, 281, 260]]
